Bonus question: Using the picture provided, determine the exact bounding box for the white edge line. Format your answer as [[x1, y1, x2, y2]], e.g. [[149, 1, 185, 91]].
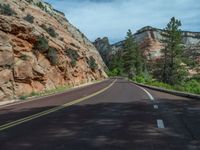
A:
[[134, 84, 155, 101], [157, 119, 165, 128]]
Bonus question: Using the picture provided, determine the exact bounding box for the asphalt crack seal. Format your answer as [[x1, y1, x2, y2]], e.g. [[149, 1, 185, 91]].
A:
[[0, 79, 117, 131]]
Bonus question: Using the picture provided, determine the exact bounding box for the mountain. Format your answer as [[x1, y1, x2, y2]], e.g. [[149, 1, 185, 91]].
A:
[[94, 26, 200, 74], [0, 0, 107, 101]]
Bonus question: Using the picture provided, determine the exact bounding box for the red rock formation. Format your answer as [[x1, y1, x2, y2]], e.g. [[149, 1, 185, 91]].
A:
[[0, 0, 107, 101]]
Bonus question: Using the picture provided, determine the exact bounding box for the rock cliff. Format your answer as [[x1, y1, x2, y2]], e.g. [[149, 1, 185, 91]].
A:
[[94, 26, 200, 73], [0, 0, 107, 101]]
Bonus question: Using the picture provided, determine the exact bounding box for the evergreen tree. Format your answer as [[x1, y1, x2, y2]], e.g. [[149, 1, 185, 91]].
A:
[[109, 51, 123, 76], [123, 29, 143, 78], [159, 17, 187, 85]]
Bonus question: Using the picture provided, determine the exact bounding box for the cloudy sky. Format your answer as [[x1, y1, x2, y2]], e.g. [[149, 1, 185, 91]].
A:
[[44, 0, 200, 43]]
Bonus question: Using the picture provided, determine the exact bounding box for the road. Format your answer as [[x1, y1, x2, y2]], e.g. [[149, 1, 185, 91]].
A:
[[0, 78, 199, 150]]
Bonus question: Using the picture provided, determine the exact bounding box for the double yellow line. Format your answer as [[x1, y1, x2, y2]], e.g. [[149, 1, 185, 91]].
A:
[[0, 79, 116, 131]]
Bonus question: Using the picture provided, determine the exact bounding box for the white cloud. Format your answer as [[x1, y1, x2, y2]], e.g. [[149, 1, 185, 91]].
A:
[[45, 0, 200, 43]]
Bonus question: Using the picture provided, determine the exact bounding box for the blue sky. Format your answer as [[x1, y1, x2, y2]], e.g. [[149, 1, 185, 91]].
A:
[[44, 0, 200, 43]]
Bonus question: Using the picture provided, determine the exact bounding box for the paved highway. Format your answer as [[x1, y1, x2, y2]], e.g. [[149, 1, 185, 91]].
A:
[[0, 78, 199, 150]]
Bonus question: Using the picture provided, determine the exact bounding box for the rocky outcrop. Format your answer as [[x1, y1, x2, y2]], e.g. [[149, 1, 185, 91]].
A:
[[94, 26, 200, 73], [0, 0, 107, 101], [93, 37, 112, 66]]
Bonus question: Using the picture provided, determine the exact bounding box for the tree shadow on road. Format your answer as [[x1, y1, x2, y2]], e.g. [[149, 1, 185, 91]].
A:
[[0, 99, 199, 150]]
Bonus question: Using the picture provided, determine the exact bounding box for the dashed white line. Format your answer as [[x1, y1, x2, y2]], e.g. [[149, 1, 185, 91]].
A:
[[157, 119, 165, 128], [130, 81, 166, 129], [154, 105, 158, 109]]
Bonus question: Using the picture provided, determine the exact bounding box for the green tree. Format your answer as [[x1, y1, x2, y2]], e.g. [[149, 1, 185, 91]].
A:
[[123, 29, 143, 78], [159, 17, 187, 85], [109, 51, 123, 76]]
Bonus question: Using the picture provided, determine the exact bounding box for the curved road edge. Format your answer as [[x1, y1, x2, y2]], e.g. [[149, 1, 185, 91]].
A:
[[130, 81, 200, 100], [0, 79, 117, 132]]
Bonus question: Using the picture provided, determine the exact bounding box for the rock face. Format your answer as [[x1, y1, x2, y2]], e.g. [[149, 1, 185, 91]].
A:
[[93, 37, 112, 66], [0, 0, 107, 101], [94, 26, 200, 72]]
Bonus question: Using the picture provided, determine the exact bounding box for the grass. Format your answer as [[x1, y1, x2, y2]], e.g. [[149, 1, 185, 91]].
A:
[[132, 75, 200, 95], [19, 84, 72, 101]]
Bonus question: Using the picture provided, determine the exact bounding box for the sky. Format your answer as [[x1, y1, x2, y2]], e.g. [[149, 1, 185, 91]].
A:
[[44, 0, 200, 43]]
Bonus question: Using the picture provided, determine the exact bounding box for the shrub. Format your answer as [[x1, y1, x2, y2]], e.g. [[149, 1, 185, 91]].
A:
[[20, 54, 28, 61], [107, 68, 123, 77], [87, 56, 98, 71], [0, 4, 16, 16], [33, 36, 49, 53], [47, 47, 58, 65], [71, 59, 77, 67], [23, 14, 34, 23], [41, 24, 58, 38], [65, 49, 79, 67], [135, 76, 146, 83], [19, 95, 27, 100], [183, 80, 200, 94], [46, 27, 57, 38], [59, 37, 64, 41], [36, 2, 45, 10], [25, 0, 33, 3]]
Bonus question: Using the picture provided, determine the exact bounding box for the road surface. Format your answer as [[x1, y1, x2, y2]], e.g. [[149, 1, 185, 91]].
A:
[[0, 78, 199, 150]]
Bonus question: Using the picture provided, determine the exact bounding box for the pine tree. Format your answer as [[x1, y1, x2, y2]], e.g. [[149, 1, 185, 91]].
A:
[[109, 51, 123, 76], [123, 29, 143, 78], [159, 17, 187, 85]]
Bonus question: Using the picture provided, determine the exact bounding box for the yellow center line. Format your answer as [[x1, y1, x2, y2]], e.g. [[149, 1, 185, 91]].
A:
[[0, 79, 116, 131]]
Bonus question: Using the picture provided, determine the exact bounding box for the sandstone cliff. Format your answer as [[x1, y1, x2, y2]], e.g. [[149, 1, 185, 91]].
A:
[[94, 26, 200, 74], [0, 0, 107, 101]]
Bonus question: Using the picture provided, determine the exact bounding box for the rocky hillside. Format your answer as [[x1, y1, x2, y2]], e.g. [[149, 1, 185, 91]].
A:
[[94, 26, 200, 73], [0, 0, 107, 101]]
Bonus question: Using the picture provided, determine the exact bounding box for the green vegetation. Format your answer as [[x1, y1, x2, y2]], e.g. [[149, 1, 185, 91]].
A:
[[108, 29, 145, 77], [132, 75, 200, 95], [65, 48, 79, 67], [19, 95, 27, 100], [155, 17, 187, 85], [108, 50, 123, 76], [19, 85, 72, 100], [36, 2, 45, 10], [47, 47, 58, 65], [108, 17, 200, 95], [0, 4, 16, 16], [34, 36, 49, 53], [123, 29, 144, 78], [25, 0, 33, 3], [20, 54, 29, 61], [34, 36, 58, 65], [87, 56, 98, 71], [23, 14, 34, 23], [41, 24, 58, 38]]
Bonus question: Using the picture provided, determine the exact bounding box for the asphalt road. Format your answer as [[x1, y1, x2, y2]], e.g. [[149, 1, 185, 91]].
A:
[[0, 78, 199, 150]]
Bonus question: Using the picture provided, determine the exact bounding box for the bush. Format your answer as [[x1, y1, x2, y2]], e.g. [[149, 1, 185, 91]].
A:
[[0, 4, 16, 16], [183, 80, 200, 94], [87, 56, 98, 71], [135, 76, 146, 83], [65, 49, 79, 67], [36, 2, 45, 10], [19, 95, 27, 100], [47, 47, 58, 65], [41, 24, 58, 38], [25, 0, 33, 3], [46, 27, 57, 38], [20, 54, 28, 61], [23, 14, 34, 23], [107, 68, 123, 77], [34, 36, 49, 53]]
